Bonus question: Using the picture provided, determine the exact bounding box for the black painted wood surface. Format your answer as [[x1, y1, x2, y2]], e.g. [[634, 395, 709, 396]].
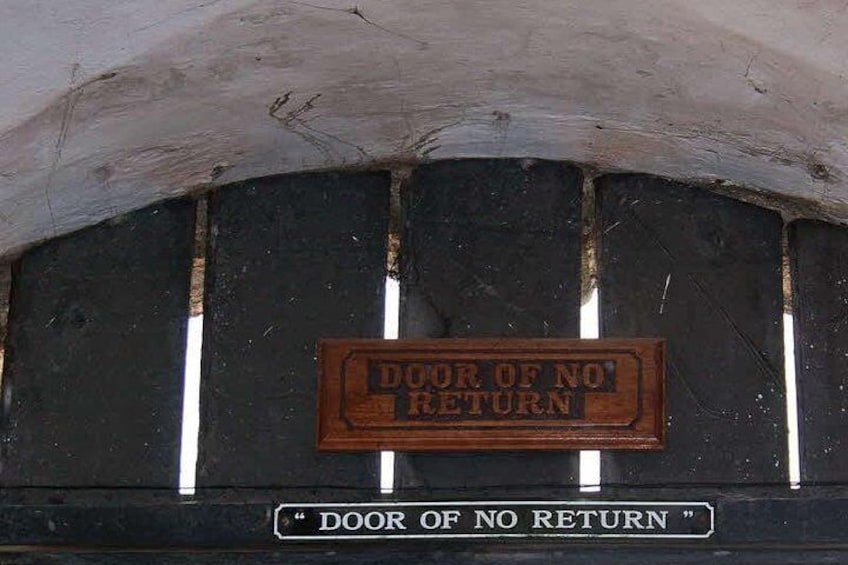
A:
[[196, 171, 389, 499], [397, 159, 583, 496], [1, 489, 847, 548], [598, 175, 786, 486], [790, 220, 848, 485], [0, 200, 195, 499], [2, 164, 847, 558], [3, 549, 847, 565], [3, 546, 848, 565]]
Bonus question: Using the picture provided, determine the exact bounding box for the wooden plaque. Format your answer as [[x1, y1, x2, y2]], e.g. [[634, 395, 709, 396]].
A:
[[317, 339, 665, 451]]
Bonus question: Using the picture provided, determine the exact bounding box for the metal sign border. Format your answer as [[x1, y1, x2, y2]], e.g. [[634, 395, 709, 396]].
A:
[[273, 500, 715, 541]]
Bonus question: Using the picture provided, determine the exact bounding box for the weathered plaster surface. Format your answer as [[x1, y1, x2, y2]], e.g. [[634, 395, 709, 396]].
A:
[[1, 0, 847, 255]]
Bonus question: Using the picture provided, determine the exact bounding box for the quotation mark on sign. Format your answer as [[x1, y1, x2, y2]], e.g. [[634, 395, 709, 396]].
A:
[[295, 512, 306, 520], [682, 510, 695, 518]]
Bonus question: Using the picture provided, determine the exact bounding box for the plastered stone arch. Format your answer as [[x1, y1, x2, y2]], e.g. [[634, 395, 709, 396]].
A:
[[1, 0, 846, 256]]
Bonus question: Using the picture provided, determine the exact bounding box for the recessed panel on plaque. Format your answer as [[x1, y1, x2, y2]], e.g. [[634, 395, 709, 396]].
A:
[[317, 339, 665, 451]]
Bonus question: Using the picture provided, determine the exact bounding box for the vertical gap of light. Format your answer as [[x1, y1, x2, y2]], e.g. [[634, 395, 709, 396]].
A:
[[179, 198, 207, 497], [580, 287, 600, 340], [179, 314, 204, 496], [579, 173, 601, 493], [380, 277, 400, 495], [380, 170, 405, 496], [579, 288, 602, 493], [383, 277, 400, 341], [783, 312, 801, 489], [781, 228, 801, 489]]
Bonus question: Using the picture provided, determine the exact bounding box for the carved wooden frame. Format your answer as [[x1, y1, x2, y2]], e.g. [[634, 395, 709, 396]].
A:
[[317, 338, 665, 451]]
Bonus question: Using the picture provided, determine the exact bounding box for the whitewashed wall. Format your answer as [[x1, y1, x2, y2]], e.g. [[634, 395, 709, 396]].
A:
[[1, 0, 846, 255]]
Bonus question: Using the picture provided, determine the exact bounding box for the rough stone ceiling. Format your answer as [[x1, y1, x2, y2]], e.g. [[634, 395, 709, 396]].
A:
[[1, 0, 846, 256]]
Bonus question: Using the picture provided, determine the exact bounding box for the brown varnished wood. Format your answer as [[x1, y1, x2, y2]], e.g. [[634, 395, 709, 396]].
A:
[[317, 338, 665, 451]]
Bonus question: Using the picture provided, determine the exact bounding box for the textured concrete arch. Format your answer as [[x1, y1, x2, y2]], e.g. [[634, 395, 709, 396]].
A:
[[1, 0, 847, 255]]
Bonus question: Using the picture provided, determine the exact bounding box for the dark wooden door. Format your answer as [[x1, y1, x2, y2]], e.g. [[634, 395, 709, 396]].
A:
[[0, 161, 845, 562]]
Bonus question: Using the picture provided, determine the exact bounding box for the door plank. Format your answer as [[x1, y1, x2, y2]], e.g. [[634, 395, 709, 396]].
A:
[[397, 159, 583, 497], [598, 174, 786, 486], [196, 171, 389, 500], [789, 220, 848, 484], [0, 199, 195, 500]]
